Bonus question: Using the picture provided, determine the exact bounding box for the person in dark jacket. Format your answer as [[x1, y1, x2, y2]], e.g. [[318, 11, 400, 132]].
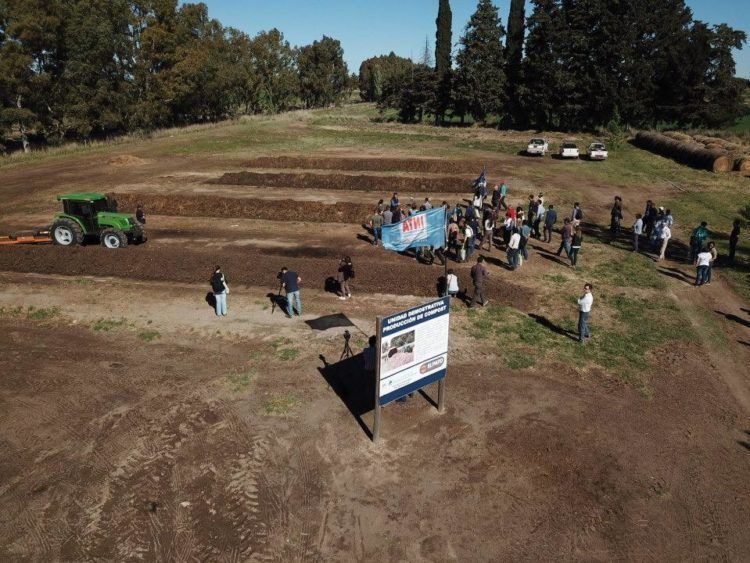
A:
[[570, 226, 583, 268], [543, 204, 557, 243], [470, 256, 490, 308], [135, 204, 146, 225], [210, 266, 229, 316], [337, 256, 354, 299], [610, 196, 623, 238]]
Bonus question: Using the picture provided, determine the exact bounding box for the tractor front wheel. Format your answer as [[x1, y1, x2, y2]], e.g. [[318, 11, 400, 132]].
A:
[[100, 229, 128, 249], [51, 219, 83, 246]]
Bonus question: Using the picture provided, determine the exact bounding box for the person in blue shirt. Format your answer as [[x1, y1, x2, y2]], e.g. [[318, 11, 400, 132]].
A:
[[279, 266, 302, 318], [543, 204, 558, 243]]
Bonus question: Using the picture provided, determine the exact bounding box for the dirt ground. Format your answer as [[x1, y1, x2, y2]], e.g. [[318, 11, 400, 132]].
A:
[[1, 139, 750, 561]]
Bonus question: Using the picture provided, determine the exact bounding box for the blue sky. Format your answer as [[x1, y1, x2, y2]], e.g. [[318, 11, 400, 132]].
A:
[[193, 0, 749, 78]]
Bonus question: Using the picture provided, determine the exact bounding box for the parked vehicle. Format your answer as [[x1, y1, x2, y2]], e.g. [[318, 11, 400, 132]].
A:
[[559, 142, 580, 159], [587, 142, 609, 161], [526, 138, 549, 156]]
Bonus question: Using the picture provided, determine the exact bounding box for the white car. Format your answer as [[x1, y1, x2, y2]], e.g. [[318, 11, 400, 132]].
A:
[[587, 142, 608, 161], [526, 138, 549, 156], [559, 142, 580, 159]]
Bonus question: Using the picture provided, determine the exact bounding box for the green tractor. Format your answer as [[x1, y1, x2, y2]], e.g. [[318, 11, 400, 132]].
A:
[[50, 193, 146, 249]]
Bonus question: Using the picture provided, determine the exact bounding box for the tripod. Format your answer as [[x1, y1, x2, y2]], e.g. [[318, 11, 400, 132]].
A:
[[340, 330, 354, 361]]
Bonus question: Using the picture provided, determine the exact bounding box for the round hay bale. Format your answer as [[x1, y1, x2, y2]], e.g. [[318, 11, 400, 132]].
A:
[[735, 156, 750, 176], [634, 131, 733, 173]]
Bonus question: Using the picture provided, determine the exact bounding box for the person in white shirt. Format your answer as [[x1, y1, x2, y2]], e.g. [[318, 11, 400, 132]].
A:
[[462, 224, 474, 262], [658, 224, 671, 261], [632, 213, 644, 252], [507, 230, 521, 270], [577, 283, 594, 342], [694, 249, 713, 287], [446, 269, 460, 300]]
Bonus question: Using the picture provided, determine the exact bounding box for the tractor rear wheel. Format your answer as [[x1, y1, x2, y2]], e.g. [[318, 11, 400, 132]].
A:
[[100, 229, 128, 249], [51, 219, 83, 246]]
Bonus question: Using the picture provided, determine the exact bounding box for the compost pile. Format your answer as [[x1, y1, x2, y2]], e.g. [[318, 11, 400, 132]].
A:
[[214, 171, 472, 193]]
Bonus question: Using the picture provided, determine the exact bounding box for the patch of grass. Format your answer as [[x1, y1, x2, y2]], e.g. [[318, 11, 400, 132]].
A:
[[590, 252, 666, 289], [544, 273, 569, 285], [506, 355, 536, 370], [248, 350, 264, 362], [227, 371, 253, 392], [92, 318, 127, 332], [0, 306, 24, 318], [138, 330, 161, 342], [26, 306, 60, 320], [466, 296, 694, 390], [263, 395, 298, 416], [277, 347, 300, 361], [271, 336, 293, 348]]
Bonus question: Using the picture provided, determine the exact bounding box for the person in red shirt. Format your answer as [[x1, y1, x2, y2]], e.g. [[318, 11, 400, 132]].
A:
[[506, 206, 517, 220]]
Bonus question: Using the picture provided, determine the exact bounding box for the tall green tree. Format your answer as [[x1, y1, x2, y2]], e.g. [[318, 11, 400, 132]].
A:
[[244, 28, 298, 114], [453, 0, 507, 124], [380, 64, 435, 123], [59, 0, 133, 139], [518, 0, 563, 129], [358, 53, 413, 102], [0, 0, 64, 149], [298, 36, 348, 108], [505, 0, 525, 125], [434, 0, 452, 124]]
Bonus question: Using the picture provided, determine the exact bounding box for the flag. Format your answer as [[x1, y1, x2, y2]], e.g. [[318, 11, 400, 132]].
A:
[[382, 207, 447, 252]]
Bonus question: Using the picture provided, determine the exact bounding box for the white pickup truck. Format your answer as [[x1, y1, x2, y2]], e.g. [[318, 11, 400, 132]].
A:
[[526, 138, 549, 156], [559, 142, 580, 159], [587, 142, 608, 161]]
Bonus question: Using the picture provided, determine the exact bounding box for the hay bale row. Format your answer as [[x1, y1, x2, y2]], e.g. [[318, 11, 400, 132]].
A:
[[634, 131, 734, 173], [663, 131, 693, 143]]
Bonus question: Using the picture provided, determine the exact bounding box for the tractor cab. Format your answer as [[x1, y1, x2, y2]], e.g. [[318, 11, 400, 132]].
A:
[[51, 193, 146, 248]]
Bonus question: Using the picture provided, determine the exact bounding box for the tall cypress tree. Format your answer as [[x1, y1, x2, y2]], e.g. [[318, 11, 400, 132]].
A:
[[453, 0, 507, 123], [505, 0, 525, 124], [434, 0, 452, 124], [519, 0, 562, 129], [435, 0, 452, 77]]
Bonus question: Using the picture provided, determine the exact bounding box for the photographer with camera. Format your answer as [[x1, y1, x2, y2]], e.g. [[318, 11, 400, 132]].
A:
[[337, 256, 355, 300]]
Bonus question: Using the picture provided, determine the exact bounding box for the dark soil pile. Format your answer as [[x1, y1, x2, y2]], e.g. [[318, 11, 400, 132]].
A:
[[214, 172, 472, 193], [115, 193, 374, 225], [244, 156, 502, 175]]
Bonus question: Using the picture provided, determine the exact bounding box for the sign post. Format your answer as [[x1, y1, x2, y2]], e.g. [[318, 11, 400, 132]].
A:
[[373, 316, 383, 442], [372, 297, 450, 442]]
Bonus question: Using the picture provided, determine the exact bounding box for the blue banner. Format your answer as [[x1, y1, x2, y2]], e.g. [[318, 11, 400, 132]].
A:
[[381, 207, 447, 252]]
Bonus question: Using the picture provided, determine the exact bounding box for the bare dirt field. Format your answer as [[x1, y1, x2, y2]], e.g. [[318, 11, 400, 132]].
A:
[[1, 108, 749, 561]]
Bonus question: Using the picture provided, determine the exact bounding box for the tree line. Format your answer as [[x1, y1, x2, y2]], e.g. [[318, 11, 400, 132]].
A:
[[0, 0, 353, 151], [361, 0, 748, 130]]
